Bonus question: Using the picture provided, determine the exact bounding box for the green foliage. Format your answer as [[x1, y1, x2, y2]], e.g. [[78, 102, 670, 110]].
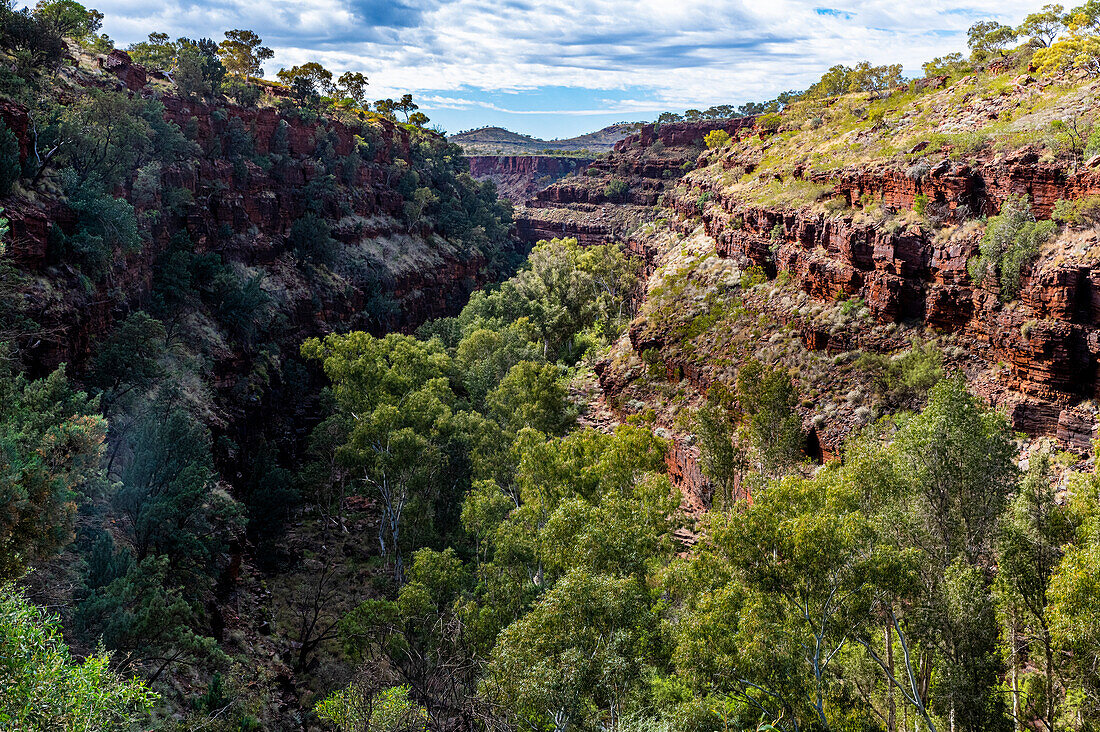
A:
[[913, 192, 929, 215], [0, 122, 18, 196], [969, 195, 1055, 301], [113, 408, 242, 583], [0, 361, 106, 580], [692, 394, 744, 510], [58, 172, 142, 278], [89, 310, 166, 407], [127, 31, 176, 72], [33, 0, 102, 43], [805, 61, 904, 98], [923, 51, 970, 77], [217, 29, 273, 78], [968, 20, 1020, 58], [995, 454, 1073, 731], [1051, 194, 1100, 225], [1019, 4, 1068, 47], [288, 212, 338, 265], [739, 265, 767, 289], [757, 112, 782, 132], [0, 583, 155, 730], [604, 178, 630, 201], [315, 682, 428, 732], [853, 376, 1018, 732], [486, 569, 656, 732], [736, 359, 802, 478], [704, 129, 731, 149], [486, 361, 575, 436], [854, 337, 944, 410], [174, 38, 225, 99], [0, 2, 64, 73]]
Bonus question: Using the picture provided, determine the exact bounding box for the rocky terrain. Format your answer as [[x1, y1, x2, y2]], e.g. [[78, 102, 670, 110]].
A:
[[449, 122, 638, 154], [466, 154, 592, 202], [512, 117, 757, 246], [500, 70, 1100, 513], [3, 51, 513, 376]]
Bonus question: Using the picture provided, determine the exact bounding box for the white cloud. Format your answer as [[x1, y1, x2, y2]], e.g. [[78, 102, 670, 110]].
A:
[[77, 0, 1043, 115]]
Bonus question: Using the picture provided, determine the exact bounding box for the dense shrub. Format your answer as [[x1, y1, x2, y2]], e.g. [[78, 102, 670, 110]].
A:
[[758, 112, 782, 132], [1051, 195, 1100, 226], [0, 123, 19, 196], [604, 179, 629, 201], [968, 195, 1055, 301], [704, 129, 731, 149]]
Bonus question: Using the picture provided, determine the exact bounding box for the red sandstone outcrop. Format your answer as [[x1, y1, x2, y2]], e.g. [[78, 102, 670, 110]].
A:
[[1, 63, 506, 373], [466, 155, 592, 202]]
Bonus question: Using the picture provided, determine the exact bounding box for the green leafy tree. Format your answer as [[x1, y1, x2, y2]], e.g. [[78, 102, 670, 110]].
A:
[[736, 358, 802, 479], [996, 454, 1073, 732], [316, 682, 429, 732], [968, 20, 1020, 58], [127, 31, 176, 72], [486, 360, 574, 436], [217, 29, 273, 78], [704, 129, 731, 149], [923, 52, 969, 77], [336, 71, 370, 107], [0, 2, 65, 70], [33, 0, 102, 42], [1019, 4, 1068, 46], [968, 195, 1055, 301], [0, 583, 155, 730], [174, 37, 225, 98], [0, 122, 19, 196], [860, 376, 1018, 732], [89, 310, 166, 410], [692, 393, 745, 510], [486, 568, 656, 732], [1048, 463, 1100, 723], [277, 62, 335, 103], [303, 332, 474, 583], [0, 362, 106, 580], [673, 466, 895, 730]]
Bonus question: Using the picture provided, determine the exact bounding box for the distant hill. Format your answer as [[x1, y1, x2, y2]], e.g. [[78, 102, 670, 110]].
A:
[[449, 123, 641, 155]]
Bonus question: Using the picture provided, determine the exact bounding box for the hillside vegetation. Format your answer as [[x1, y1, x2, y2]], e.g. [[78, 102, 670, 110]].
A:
[[6, 2, 1100, 732]]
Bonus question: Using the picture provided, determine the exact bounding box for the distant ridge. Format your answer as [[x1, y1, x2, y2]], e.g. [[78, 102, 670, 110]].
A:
[[449, 123, 640, 155]]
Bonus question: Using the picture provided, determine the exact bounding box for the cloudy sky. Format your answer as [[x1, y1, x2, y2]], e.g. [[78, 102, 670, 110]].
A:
[[54, 0, 1042, 138]]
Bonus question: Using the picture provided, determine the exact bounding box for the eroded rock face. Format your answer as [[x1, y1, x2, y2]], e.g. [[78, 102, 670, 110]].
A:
[[1, 66, 507, 375], [512, 117, 759, 245], [822, 148, 1100, 220], [466, 155, 592, 202], [680, 176, 1100, 446]]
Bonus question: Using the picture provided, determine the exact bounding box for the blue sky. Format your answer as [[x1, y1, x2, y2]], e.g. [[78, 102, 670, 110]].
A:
[[57, 0, 1043, 138]]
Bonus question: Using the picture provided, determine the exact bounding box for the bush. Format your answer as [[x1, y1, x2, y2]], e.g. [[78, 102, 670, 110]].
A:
[[740, 265, 767, 289], [968, 195, 1055, 301], [604, 179, 629, 201], [758, 113, 782, 132], [0, 583, 156, 730], [695, 191, 712, 214], [855, 338, 943, 410], [704, 129, 731, 149], [913, 193, 929, 216], [225, 78, 262, 107], [1051, 196, 1100, 226], [0, 123, 19, 196]]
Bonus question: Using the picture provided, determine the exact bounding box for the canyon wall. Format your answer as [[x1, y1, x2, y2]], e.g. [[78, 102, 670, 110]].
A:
[[466, 155, 592, 202]]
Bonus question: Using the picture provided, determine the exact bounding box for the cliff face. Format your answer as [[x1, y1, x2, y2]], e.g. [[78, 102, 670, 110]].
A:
[[678, 175, 1100, 451], [3, 55, 505, 375], [512, 117, 758, 246], [466, 155, 592, 202], [559, 76, 1100, 500]]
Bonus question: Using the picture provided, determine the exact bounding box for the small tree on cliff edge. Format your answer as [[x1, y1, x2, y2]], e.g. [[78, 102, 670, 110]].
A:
[[217, 29, 273, 78]]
